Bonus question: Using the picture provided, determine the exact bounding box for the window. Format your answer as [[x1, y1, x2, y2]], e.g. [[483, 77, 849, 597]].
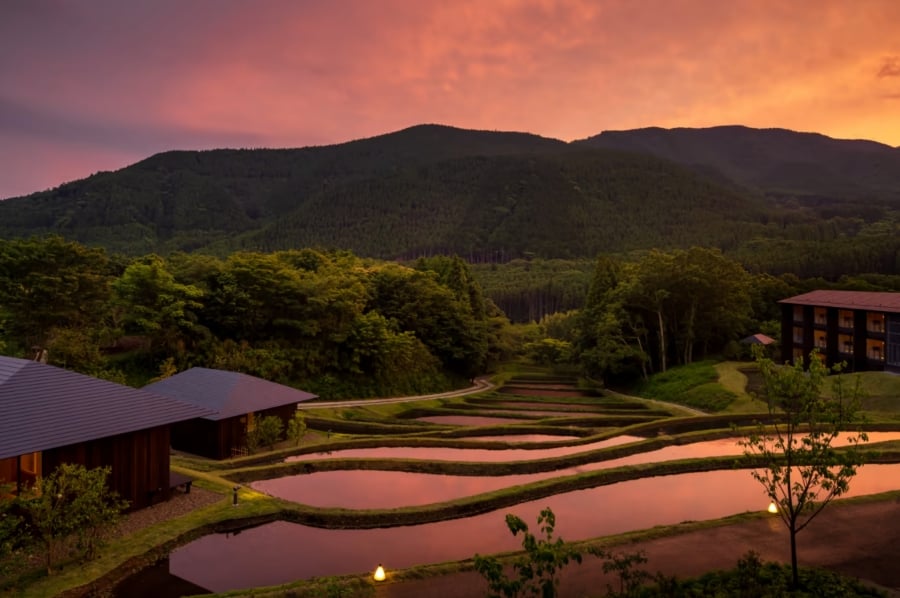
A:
[[887, 315, 900, 367], [814, 307, 827, 325], [868, 312, 885, 333], [793, 326, 803, 344], [815, 335, 826, 349], [839, 310, 854, 329], [839, 333, 853, 355], [20, 452, 41, 476]]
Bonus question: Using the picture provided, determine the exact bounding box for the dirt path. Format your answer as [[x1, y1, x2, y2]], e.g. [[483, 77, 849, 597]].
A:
[[374, 496, 900, 597], [296, 376, 495, 410]]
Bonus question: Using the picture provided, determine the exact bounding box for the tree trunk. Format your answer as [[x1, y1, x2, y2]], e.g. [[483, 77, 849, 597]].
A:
[[656, 309, 667, 372], [790, 523, 799, 588], [635, 334, 649, 380]]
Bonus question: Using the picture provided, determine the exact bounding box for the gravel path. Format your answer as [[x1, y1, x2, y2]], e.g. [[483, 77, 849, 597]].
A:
[[113, 486, 222, 538]]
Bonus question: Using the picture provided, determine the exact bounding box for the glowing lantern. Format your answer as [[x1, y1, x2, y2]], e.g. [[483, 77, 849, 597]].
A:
[[374, 564, 386, 581]]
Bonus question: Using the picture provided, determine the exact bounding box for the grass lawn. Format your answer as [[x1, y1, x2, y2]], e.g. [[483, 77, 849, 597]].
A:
[[633, 359, 900, 420]]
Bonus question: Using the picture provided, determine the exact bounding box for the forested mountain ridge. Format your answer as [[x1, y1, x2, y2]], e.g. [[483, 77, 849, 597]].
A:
[[0, 124, 896, 261], [577, 125, 900, 203]]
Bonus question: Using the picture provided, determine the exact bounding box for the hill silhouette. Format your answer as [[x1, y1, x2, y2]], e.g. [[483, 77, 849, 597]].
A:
[[577, 125, 900, 203], [0, 124, 895, 260]]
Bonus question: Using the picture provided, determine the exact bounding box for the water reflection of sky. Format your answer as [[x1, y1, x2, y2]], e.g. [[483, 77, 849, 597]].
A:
[[178, 464, 900, 592], [462, 434, 581, 442], [416, 415, 534, 425], [262, 432, 900, 508], [285, 435, 645, 464]]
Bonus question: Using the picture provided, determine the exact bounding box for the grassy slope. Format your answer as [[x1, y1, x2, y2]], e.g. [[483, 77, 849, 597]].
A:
[[633, 359, 900, 420]]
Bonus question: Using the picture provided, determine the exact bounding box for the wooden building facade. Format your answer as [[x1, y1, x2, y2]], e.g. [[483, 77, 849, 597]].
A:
[[168, 403, 298, 460], [0, 356, 213, 510], [145, 368, 317, 460], [779, 290, 900, 374]]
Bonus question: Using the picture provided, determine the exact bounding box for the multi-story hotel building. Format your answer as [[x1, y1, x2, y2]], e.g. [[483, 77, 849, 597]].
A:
[[779, 290, 900, 373]]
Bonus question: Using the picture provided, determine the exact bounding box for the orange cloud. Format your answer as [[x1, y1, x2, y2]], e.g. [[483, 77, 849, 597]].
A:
[[2, 0, 900, 197]]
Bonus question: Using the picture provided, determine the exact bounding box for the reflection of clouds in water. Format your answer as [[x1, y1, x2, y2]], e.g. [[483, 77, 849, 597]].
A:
[[417, 415, 533, 425], [187, 464, 900, 592], [464, 434, 581, 442], [286, 434, 645, 464], [275, 433, 900, 509]]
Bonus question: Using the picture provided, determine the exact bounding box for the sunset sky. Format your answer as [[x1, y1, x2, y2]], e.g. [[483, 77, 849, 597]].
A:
[[2, 0, 899, 200]]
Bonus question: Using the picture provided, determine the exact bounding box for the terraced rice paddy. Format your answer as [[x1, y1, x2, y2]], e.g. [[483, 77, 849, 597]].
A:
[[113, 372, 900, 597]]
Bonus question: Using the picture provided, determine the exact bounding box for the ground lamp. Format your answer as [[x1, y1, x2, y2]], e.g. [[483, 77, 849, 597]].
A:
[[373, 564, 386, 581], [233, 485, 241, 506], [767, 501, 778, 513]]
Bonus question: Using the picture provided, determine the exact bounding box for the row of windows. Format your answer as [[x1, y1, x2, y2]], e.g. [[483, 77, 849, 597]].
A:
[[794, 307, 886, 332], [793, 312, 899, 366], [794, 327, 887, 357]]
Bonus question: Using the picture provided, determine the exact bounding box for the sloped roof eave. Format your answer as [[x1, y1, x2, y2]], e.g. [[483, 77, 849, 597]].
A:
[[778, 290, 900, 313], [0, 356, 215, 460], [143, 368, 318, 421]]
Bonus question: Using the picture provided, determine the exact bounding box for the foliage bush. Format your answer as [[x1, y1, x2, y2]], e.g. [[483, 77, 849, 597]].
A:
[[16, 464, 127, 574], [247, 414, 285, 452], [474, 507, 582, 597], [680, 383, 736, 412], [641, 551, 886, 597]]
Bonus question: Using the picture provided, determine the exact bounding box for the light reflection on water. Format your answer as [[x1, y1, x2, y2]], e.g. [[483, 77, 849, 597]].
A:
[[176, 463, 900, 592]]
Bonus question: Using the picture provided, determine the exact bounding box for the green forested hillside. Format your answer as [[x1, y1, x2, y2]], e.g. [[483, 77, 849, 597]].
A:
[[1, 124, 897, 277], [577, 125, 900, 202], [210, 149, 769, 259]]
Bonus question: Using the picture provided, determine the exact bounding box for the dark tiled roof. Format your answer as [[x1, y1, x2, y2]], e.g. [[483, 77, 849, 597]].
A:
[[143, 368, 317, 421], [0, 356, 215, 460], [779, 290, 900, 312]]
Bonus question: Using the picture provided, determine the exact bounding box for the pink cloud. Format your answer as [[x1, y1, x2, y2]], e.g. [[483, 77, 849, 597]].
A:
[[2, 0, 900, 197]]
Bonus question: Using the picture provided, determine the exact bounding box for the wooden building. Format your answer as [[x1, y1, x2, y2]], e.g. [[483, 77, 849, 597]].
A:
[[144, 368, 317, 460], [779, 290, 900, 373], [0, 356, 213, 509]]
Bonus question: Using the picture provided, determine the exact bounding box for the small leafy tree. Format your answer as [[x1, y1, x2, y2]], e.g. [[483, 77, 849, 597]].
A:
[[739, 350, 866, 588], [22, 464, 127, 573], [247, 414, 284, 452], [474, 507, 582, 597], [591, 548, 652, 597], [287, 412, 308, 446]]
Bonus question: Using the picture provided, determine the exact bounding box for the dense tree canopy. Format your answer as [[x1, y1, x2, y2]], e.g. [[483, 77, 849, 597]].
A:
[[6, 236, 900, 396], [0, 238, 503, 398], [0, 237, 114, 352], [576, 248, 753, 382]]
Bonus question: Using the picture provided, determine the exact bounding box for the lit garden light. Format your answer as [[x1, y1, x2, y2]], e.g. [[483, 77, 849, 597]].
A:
[[768, 501, 778, 514], [373, 564, 386, 581]]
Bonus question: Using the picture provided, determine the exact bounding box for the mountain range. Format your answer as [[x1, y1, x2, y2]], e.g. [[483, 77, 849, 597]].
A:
[[1, 124, 898, 261]]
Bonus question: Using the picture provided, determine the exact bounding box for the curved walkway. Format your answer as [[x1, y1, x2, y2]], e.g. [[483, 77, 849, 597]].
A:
[[296, 376, 495, 410], [374, 495, 900, 597]]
